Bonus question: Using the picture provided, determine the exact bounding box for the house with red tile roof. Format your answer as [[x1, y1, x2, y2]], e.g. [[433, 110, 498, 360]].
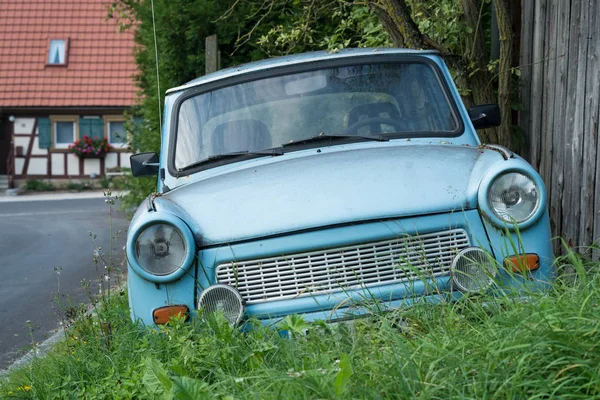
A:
[[0, 0, 138, 189]]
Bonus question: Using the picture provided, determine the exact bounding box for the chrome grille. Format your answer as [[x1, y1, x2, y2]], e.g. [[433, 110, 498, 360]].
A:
[[216, 229, 470, 304]]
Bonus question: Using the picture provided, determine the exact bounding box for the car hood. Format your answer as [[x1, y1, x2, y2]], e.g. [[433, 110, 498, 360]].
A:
[[154, 144, 505, 247]]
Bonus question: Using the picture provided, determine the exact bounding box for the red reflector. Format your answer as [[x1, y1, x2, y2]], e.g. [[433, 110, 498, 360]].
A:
[[504, 254, 540, 273], [152, 305, 189, 324]]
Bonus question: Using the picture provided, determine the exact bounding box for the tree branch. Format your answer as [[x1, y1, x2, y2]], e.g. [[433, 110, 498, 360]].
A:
[[368, 0, 429, 49]]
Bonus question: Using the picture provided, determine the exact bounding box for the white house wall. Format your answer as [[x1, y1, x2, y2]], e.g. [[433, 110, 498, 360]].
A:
[[105, 152, 118, 168], [83, 158, 101, 176], [13, 118, 34, 135], [51, 153, 65, 176], [31, 136, 46, 155], [11, 116, 132, 181], [28, 158, 46, 175], [119, 153, 130, 167], [65, 154, 78, 176]]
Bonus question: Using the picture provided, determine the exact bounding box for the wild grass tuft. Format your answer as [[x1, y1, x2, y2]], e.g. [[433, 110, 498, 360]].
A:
[[2, 249, 600, 399]]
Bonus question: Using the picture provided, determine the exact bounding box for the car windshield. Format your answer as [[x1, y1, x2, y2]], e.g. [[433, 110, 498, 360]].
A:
[[175, 62, 459, 170]]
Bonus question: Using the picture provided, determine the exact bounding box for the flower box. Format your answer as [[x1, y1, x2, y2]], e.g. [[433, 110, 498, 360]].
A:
[[69, 136, 112, 158], [79, 152, 107, 159]]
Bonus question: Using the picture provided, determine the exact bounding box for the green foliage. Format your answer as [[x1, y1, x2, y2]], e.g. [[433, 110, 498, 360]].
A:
[[23, 179, 56, 192], [4, 252, 600, 398], [142, 357, 172, 397], [334, 353, 353, 395], [66, 181, 94, 192], [409, 0, 483, 57], [325, 5, 391, 49], [171, 376, 209, 400], [257, 3, 390, 56]]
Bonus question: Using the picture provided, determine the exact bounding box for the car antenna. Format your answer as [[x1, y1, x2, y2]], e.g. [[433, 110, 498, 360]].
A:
[[150, 0, 162, 141], [151, 0, 170, 194]]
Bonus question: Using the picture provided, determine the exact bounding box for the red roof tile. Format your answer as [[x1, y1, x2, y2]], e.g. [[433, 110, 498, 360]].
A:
[[0, 0, 137, 108]]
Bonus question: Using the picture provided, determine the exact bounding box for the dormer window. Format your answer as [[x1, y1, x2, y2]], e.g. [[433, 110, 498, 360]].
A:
[[47, 39, 68, 65]]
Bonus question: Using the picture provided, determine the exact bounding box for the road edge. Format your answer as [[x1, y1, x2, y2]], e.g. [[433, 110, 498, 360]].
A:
[[0, 279, 127, 377], [0, 328, 66, 376], [0, 190, 128, 203]]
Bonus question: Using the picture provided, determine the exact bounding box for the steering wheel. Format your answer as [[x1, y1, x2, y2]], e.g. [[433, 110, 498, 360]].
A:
[[344, 117, 406, 134]]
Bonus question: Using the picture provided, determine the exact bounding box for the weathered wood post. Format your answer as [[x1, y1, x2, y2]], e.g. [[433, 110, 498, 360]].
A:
[[205, 34, 219, 74]]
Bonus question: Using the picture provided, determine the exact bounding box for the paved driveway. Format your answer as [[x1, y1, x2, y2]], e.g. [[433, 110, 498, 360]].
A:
[[0, 193, 129, 369]]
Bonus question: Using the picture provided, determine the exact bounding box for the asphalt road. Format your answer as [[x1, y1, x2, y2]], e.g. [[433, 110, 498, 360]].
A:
[[0, 196, 129, 369]]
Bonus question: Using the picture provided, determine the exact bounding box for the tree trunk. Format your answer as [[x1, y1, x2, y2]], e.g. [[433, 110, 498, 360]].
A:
[[369, 0, 427, 48]]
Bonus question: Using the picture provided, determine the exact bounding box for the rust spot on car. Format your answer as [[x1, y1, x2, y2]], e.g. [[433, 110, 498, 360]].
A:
[[477, 144, 513, 160]]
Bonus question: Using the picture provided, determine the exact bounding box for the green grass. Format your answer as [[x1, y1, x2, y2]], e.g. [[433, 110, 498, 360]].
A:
[[2, 258, 600, 399]]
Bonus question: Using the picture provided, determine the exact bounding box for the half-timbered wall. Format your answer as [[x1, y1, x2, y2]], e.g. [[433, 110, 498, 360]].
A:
[[520, 0, 600, 254], [12, 117, 132, 180]]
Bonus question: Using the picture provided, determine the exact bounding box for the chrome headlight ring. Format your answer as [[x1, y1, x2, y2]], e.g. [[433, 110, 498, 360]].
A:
[[478, 161, 547, 230], [197, 284, 244, 325], [126, 212, 195, 283], [451, 247, 497, 293]]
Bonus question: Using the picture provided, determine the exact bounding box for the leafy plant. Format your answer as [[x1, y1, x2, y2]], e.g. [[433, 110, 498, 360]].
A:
[[23, 179, 56, 192], [66, 181, 94, 192]]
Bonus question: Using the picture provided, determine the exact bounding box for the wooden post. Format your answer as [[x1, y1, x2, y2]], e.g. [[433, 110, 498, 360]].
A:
[[205, 34, 219, 75]]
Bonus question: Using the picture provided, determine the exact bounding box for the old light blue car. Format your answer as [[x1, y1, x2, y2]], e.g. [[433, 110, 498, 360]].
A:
[[126, 48, 554, 327]]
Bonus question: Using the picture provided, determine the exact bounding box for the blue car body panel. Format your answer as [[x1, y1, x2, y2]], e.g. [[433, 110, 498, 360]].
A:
[[127, 48, 555, 326], [153, 143, 504, 246]]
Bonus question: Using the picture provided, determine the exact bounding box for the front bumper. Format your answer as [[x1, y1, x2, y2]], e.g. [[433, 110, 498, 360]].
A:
[[128, 209, 555, 326]]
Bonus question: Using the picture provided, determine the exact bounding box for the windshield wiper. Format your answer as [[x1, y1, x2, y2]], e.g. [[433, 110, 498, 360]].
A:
[[206, 149, 284, 160], [281, 133, 389, 147], [178, 149, 283, 172]]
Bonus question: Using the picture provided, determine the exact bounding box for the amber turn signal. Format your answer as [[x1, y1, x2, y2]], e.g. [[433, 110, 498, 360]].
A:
[[152, 305, 189, 324], [503, 254, 540, 273]]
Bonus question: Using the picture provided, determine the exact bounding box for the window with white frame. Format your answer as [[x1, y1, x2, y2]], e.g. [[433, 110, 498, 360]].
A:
[[50, 116, 77, 148], [48, 39, 67, 65]]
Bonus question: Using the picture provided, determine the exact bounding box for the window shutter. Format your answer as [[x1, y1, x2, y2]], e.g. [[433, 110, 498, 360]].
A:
[[38, 118, 51, 149], [79, 118, 92, 139], [90, 118, 104, 139]]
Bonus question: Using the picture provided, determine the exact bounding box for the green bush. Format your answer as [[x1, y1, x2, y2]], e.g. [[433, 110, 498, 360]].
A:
[[23, 180, 56, 192], [66, 181, 94, 192]]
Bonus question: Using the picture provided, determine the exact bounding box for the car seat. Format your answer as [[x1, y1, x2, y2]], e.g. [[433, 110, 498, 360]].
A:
[[211, 119, 272, 154]]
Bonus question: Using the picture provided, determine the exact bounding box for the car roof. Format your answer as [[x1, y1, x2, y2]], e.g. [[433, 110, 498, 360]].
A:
[[165, 48, 440, 95]]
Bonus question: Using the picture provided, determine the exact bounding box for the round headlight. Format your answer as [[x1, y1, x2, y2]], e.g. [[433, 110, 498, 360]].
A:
[[488, 172, 539, 223], [451, 247, 496, 292], [198, 284, 243, 325], [134, 223, 187, 276]]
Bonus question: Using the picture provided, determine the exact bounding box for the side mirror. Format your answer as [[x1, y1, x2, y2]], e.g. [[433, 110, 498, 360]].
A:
[[468, 104, 501, 129], [130, 152, 159, 177]]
